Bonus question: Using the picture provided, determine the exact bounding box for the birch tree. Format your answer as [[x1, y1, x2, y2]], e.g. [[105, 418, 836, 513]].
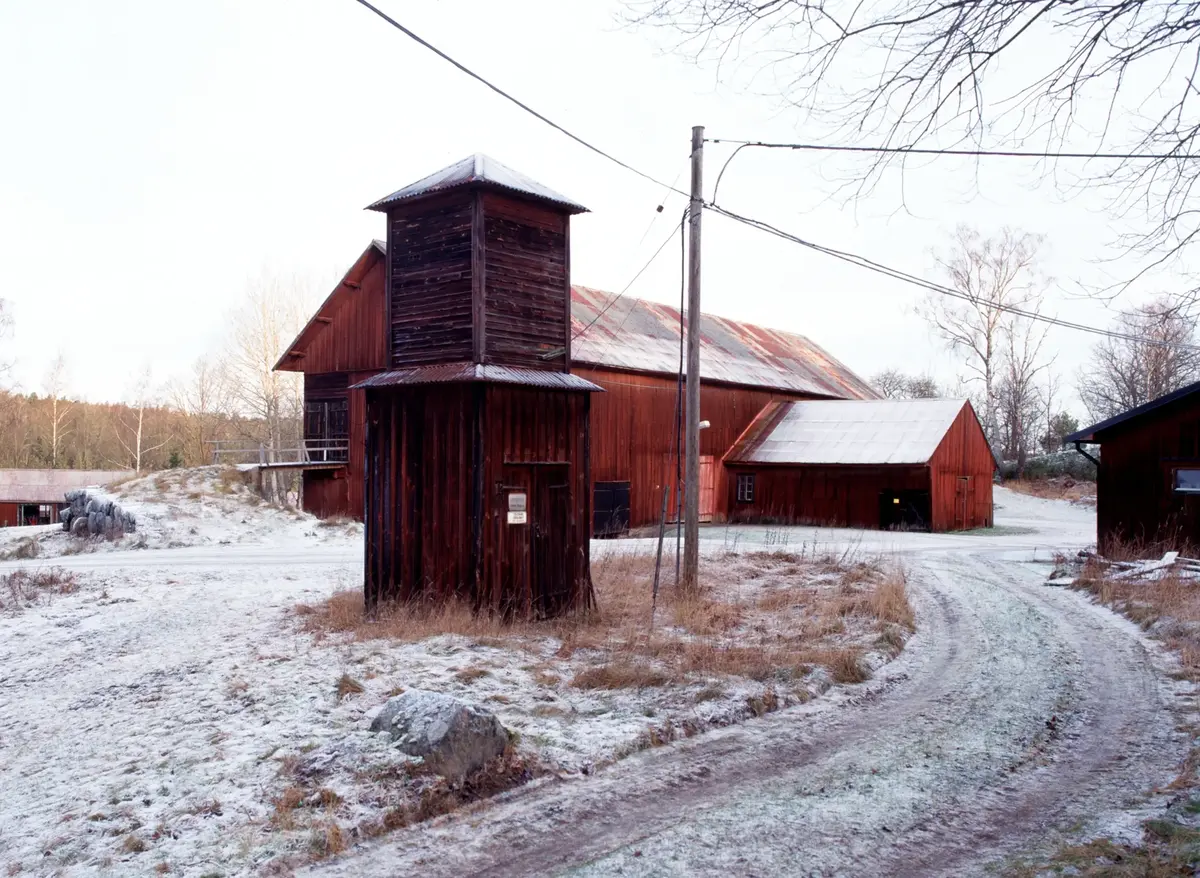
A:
[[919, 227, 1047, 447], [42, 352, 73, 469], [114, 367, 172, 472], [0, 299, 12, 387]]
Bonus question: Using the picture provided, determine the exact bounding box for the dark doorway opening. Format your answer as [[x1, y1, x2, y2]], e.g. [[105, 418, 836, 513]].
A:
[[593, 480, 631, 537], [879, 490, 931, 531]]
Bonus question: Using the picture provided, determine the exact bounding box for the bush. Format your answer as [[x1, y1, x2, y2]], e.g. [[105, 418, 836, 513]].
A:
[[999, 449, 1097, 482]]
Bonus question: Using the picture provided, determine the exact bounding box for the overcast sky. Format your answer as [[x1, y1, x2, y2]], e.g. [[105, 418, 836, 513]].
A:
[[0, 0, 1183, 414]]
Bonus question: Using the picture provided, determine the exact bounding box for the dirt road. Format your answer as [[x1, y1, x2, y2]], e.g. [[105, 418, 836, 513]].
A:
[[306, 544, 1191, 877]]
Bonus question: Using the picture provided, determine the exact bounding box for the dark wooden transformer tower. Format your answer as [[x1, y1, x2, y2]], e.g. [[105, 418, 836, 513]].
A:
[[357, 155, 600, 618]]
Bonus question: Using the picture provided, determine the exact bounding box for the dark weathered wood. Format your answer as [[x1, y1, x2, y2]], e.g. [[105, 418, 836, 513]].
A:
[[472, 191, 487, 364], [362, 384, 593, 617], [1089, 397, 1200, 552]]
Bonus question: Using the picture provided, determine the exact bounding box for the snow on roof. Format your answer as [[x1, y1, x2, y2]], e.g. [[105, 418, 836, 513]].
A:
[[0, 469, 135, 504], [570, 286, 877, 399], [367, 154, 588, 214], [724, 399, 968, 465]]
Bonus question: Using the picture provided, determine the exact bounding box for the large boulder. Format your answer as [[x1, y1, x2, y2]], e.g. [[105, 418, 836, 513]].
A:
[[369, 690, 509, 779]]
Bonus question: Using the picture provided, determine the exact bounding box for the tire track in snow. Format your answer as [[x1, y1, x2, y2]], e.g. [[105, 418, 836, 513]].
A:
[[304, 549, 1190, 877]]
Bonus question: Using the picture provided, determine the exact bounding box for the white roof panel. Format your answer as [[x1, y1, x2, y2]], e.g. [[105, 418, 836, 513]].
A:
[[726, 399, 969, 465]]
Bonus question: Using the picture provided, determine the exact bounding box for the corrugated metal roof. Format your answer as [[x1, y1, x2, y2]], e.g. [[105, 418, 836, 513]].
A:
[[352, 362, 602, 392], [724, 399, 968, 465], [0, 469, 135, 504], [367, 154, 588, 214], [571, 287, 878, 399]]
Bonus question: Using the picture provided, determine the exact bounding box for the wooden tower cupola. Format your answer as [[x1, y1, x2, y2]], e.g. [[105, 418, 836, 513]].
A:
[[367, 154, 588, 373]]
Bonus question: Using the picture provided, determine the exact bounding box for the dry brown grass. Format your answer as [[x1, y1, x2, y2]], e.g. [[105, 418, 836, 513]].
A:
[[335, 674, 364, 700], [297, 549, 911, 693], [1, 567, 79, 611], [1004, 477, 1096, 504]]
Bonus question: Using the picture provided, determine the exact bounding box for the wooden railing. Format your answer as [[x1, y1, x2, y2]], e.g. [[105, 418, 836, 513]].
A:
[[208, 439, 350, 466]]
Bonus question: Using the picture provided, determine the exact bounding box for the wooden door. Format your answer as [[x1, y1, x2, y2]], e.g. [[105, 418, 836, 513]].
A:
[[497, 466, 533, 617], [533, 466, 571, 618], [699, 455, 715, 523]]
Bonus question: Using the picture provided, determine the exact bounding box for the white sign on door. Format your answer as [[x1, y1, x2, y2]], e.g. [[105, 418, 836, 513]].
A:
[[507, 510, 527, 525]]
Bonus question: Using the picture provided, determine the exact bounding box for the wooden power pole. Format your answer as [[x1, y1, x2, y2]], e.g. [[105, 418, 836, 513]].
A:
[[683, 125, 704, 589]]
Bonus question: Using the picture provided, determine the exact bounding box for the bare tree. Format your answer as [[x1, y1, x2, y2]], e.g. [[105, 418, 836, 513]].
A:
[[633, 0, 1200, 288], [42, 352, 73, 469], [224, 273, 315, 503], [1077, 297, 1200, 421], [871, 369, 941, 399], [113, 367, 172, 472], [995, 315, 1052, 471], [919, 227, 1047, 445], [170, 357, 232, 465]]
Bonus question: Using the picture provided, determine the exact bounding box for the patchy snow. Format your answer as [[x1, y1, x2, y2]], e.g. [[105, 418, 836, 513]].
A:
[[0, 468, 908, 876], [0, 467, 362, 561], [0, 473, 1132, 877]]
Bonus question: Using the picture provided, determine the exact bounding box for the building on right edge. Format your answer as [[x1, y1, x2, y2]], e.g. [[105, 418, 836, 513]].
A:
[[1065, 380, 1200, 552], [722, 399, 995, 532]]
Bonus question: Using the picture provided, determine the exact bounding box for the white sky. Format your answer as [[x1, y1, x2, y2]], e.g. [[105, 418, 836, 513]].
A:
[[0, 0, 1185, 415]]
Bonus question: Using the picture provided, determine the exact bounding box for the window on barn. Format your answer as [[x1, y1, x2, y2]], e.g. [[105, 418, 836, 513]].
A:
[[1176, 470, 1200, 494], [736, 473, 756, 503]]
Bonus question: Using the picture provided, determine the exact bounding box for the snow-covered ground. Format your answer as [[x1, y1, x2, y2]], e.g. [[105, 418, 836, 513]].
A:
[[0, 471, 941, 877]]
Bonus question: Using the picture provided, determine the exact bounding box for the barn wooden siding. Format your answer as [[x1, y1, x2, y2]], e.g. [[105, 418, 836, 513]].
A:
[[0, 503, 22, 528], [927, 403, 995, 531], [364, 384, 592, 617], [724, 464, 931, 528], [388, 196, 475, 368], [1092, 402, 1200, 551], [482, 193, 570, 370], [575, 366, 818, 527], [302, 369, 375, 519]]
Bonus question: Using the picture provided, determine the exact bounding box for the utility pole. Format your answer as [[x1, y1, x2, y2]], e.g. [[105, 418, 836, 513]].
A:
[[682, 125, 703, 589]]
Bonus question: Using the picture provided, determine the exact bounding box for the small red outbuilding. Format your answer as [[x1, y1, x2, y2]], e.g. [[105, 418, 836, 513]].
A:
[[723, 399, 995, 532]]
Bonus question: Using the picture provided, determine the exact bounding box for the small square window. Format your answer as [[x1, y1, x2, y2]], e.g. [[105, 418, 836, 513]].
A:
[[1177, 469, 1200, 493], [736, 473, 756, 503]]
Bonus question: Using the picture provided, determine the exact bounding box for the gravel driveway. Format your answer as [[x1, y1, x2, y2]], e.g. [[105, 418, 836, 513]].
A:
[[303, 496, 1192, 877]]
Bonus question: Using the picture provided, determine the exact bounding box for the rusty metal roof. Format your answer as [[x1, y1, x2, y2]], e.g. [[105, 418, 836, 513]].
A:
[[0, 469, 135, 504], [724, 399, 968, 465], [367, 154, 588, 214], [352, 362, 602, 392], [570, 287, 877, 399]]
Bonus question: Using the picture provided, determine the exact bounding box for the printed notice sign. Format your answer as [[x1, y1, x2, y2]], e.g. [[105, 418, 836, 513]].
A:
[[508, 493, 527, 512], [507, 510, 527, 525]]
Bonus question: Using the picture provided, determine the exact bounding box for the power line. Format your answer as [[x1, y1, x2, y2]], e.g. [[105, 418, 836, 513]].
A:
[[572, 208, 689, 344], [706, 139, 1200, 162], [706, 204, 1200, 352], [351, 0, 690, 199]]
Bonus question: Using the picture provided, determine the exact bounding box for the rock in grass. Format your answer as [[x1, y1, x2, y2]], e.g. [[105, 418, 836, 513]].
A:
[[369, 690, 509, 780]]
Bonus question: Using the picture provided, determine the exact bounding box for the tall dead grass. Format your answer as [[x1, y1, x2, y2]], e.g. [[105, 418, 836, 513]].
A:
[[297, 547, 912, 692]]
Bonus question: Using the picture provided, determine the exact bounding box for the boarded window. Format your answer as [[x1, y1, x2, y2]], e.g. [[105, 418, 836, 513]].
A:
[[736, 473, 756, 503], [1176, 469, 1200, 493]]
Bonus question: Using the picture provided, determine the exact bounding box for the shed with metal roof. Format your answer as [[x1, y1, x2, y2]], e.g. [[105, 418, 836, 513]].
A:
[[1065, 380, 1200, 552], [0, 469, 133, 528], [722, 399, 994, 531]]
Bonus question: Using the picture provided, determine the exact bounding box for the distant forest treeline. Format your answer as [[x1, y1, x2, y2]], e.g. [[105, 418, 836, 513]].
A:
[[0, 389, 299, 471]]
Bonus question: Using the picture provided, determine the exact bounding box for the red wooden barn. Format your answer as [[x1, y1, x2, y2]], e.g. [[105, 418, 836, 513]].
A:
[[276, 154, 994, 538], [1066, 380, 1200, 552], [723, 399, 995, 531]]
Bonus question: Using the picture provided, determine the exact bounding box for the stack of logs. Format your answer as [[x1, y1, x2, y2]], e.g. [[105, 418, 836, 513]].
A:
[[60, 490, 137, 539]]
